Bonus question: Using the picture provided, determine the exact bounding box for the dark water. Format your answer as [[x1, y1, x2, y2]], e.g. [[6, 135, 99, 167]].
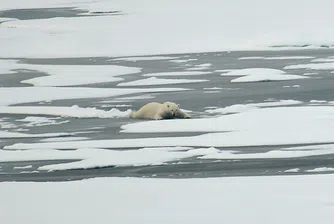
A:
[[1, 8, 334, 182]]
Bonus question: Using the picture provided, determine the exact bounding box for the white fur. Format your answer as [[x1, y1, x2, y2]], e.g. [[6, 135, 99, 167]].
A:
[[130, 102, 190, 120]]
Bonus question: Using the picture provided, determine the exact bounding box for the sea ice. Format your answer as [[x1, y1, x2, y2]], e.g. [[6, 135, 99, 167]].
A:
[[117, 77, 208, 86], [142, 71, 211, 77], [221, 68, 307, 83], [1, 175, 334, 224], [0, 106, 131, 118]]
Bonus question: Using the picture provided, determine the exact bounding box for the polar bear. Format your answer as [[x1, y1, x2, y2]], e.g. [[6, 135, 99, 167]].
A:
[[130, 101, 191, 120]]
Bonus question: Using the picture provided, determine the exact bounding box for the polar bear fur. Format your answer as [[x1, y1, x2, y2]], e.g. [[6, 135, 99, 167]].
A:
[[130, 101, 191, 120]]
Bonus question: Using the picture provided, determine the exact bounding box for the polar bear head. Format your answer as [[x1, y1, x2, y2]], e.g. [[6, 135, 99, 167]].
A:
[[163, 101, 180, 117]]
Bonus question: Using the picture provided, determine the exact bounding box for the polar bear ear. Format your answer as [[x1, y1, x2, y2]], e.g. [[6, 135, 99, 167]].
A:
[[177, 104, 180, 108], [167, 104, 170, 108]]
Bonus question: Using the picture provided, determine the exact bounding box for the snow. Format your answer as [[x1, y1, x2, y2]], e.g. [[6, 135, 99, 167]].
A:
[[221, 68, 308, 83], [0, 60, 141, 86], [112, 56, 178, 61], [0, 87, 188, 106], [0, 106, 131, 118], [117, 77, 208, 86], [306, 167, 334, 172], [284, 62, 334, 70], [142, 71, 211, 77], [6, 106, 334, 149], [0, 130, 70, 139], [2, 174, 334, 224], [1, 0, 334, 58]]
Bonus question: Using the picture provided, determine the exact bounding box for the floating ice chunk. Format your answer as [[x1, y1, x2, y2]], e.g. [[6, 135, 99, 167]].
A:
[[310, 100, 327, 103], [0, 146, 217, 170], [284, 168, 300, 173], [112, 56, 178, 61], [17, 116, 68, 127], [13, 165, 32, 170], [185, 67, 209, 71], [0, 87, 188, 106], [203, 87, 223, 90], [6, 106, 334, 149], [0, 106, 131, 118], [0, 130, 70, 139], [238, 56, 265, 60], [142, 71, 211, 77], [264, 56, 315, 60], [117, 77, 208, 86], [196, 63, 212, 67], [200, 148, 334, 160], [40, 137, 89, 142], [0, 60, 141, 86], [205, 100, 302, 114], [284, 62, 334, 70], [311, 58, 334, 62], [2, 174, 334, 224], [170, 59, 198, 63], [221, 68, 307, 83], [306, 167, 334, 172], [303, 72, 318, 76]]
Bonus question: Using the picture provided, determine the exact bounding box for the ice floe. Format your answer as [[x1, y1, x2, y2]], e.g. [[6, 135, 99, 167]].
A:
[[0, 106, 131, 118], [13, 165, 32, 170], [0, 60, 141, 86], [1, 174, 334, 224], [221, 68, 307, 83], [142, 71, 211, 77], [306, 167, 334, 172], [117, 77, 208, 86], [1, 0, 334, 58], [0, 87, 188, 106], [5, 106, 334, 149], [112, 56, 178, 61], [204, 100, 302, 114], [284, 62, 334, 70], [0, 130, 70, 139]]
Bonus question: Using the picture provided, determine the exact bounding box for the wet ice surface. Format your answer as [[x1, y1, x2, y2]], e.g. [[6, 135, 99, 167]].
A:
[[1, 49, 334, 181]]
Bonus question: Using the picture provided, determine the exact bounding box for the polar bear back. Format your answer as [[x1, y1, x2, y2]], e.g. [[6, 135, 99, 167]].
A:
[[130, 102, 165, 119]]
